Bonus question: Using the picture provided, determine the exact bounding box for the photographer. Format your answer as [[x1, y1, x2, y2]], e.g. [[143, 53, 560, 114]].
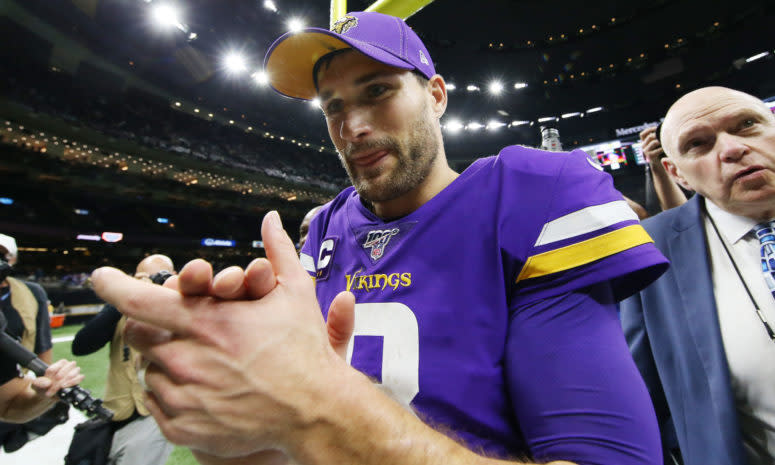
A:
[[71, 254, 175, 465], [0, 233, 83, 426]]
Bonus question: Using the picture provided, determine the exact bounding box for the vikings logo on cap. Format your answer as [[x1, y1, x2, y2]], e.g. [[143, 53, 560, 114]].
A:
[[331, 15, 358, 34]]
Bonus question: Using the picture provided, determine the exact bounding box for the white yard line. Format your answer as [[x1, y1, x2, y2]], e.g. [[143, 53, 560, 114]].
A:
[[52, 335, 75, 344]]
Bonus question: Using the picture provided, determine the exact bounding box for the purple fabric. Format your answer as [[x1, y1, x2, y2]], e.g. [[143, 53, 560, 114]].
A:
[[301, 145, 667, 463]]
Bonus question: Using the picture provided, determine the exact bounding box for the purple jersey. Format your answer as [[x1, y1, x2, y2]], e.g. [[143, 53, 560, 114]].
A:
[[300, 146, 668, 463]]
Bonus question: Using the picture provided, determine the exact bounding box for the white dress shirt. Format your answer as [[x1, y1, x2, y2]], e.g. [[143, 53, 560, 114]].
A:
[[705, 200, 775, 465]]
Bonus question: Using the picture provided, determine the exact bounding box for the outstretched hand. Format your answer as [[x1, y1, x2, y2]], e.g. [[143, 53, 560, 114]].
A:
[[91, 211, 355, 457]]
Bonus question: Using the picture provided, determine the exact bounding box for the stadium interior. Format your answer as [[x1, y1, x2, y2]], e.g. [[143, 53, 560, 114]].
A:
[[0, 0, 774, 310]]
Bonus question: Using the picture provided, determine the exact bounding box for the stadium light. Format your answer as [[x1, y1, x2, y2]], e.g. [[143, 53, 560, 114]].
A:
[[510, 120, 530, 127], [538, 116, 556, 123], [445, 119, 464, 133], [288, 18, 305, 33], [263, 0, 278, 13], [252, 70, 269, 85], [513, 82, 528, 89], [586, 106, 603, 113], [467, 122, 483, 131], [486, 120, 506, 131], [466, 84, 480, 92], [561, 112, 581, 119], [446, 83, 456, 91], [151, 4, 187, 32], [223, 52, 248, 75], [746, 51, 770, 63], [488, 81, 504, 95]]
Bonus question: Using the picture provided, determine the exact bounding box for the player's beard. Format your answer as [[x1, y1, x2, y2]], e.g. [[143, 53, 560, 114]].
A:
[[339, 110, 439, 204]]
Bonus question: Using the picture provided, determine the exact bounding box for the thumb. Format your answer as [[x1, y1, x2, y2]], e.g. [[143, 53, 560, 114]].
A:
[[327, 291, 356, 359], [31, 377, 53, 396]]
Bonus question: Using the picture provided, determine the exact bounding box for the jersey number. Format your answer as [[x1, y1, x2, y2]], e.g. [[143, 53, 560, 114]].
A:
[[345, 302, 419, 405]]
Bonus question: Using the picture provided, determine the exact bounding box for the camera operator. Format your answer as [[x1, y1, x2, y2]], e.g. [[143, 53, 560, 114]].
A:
[[71, 254, 175, 465], [0, 234, 83, 427]]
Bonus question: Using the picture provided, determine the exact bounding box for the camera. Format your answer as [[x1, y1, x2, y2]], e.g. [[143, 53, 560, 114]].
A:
[[0, 259, 11, 282], [149, 270, 173, 285]]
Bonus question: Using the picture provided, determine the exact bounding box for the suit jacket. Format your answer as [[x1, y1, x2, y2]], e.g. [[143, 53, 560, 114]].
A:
[[620, 195, 749, 465]]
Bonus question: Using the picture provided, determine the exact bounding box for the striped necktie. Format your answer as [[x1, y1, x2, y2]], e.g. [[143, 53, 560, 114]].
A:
[[755, 221, 775, 300]]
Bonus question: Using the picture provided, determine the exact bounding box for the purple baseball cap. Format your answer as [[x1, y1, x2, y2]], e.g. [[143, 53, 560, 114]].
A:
[[264, 11, 436, 100]]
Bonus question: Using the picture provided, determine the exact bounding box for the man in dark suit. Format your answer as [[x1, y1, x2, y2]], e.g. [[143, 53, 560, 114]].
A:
[[621, 86, 775, 465]]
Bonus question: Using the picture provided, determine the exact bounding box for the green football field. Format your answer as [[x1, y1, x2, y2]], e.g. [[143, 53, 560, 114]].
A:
[[51, 324, 199, 465]]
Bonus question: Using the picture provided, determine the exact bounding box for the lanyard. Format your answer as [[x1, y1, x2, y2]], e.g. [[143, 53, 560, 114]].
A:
[[703, 201, 775, 341]]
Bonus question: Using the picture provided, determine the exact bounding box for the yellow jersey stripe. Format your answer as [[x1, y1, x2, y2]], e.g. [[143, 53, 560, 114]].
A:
[[517, 224, 654, 283]]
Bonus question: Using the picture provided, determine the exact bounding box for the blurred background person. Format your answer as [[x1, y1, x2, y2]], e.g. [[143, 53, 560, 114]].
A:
[[639, 124, 687, 211], [298, 205, 322, 250], [0, 233, 82, 448], [71, 254, 176, 465]]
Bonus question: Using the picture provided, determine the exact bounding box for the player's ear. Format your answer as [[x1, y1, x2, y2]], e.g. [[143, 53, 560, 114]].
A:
[[428, 75, 447, 118]]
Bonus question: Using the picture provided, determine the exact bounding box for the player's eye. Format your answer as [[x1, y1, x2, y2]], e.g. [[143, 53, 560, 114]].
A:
[[323, 100, 343, 115], [365, 84, 388, 99]]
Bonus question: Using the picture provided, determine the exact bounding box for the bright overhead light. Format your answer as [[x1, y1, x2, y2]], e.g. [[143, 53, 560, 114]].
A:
[[487, 120, 506, 130], [151, 4, 182, 29], [287, 18, 305, 33], [538, 116, 557, 123], [746, 51, 770, 63], [561, 112, 581, 119], [466, 84, 480, 92], [488, 81, 504, 95], [445, 119, 464, 133], [263, 0, 278, 12], [586, 106, 603, 113], [447, 83, 456, 91], [467, 122, 483, 131], [510, 120, 530, 127], [252, 70, 269, 85], [513, 82, 528, 89], [223, 52, 248, 74]]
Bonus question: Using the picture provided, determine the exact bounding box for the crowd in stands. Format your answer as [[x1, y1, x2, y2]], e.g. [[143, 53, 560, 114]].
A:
[[0, 63, 349, 191]]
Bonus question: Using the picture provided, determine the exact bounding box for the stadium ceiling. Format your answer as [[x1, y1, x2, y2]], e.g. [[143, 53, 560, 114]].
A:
[[4, 0, 775, 160]]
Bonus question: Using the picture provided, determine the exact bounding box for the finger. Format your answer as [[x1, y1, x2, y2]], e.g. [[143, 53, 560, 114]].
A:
[[244, 258, 277, 299], [143, 363, 201, 418], [327, 291, 356, 359], [639, 126, 656, 140], [178, 259, 214, 296], [645, 139, 661, 152], [143, 391, 184, 446], [212, 266, 247, 300], [45, 360, 80, 396], [125, 318, 175, 363], [261, 211, 309, 284], [31, 377, 52, 395], [92, 267, 192, 334], [163, 275, 180, 291]]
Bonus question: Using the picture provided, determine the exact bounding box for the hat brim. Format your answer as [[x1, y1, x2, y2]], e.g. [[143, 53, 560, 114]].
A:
[[264, 28, 415, 100]]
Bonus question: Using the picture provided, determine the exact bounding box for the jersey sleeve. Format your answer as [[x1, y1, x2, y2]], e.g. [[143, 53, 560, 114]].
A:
[[497, 147, 668, 306], [506, 282, 662, 464]]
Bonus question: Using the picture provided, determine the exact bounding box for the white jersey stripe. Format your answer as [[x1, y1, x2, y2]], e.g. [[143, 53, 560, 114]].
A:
[[534, 200, 638, 246], [300, 252, 316, 273]]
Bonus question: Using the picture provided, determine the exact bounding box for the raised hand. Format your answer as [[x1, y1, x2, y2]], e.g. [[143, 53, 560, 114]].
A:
[[91, 211, 352, 457]]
